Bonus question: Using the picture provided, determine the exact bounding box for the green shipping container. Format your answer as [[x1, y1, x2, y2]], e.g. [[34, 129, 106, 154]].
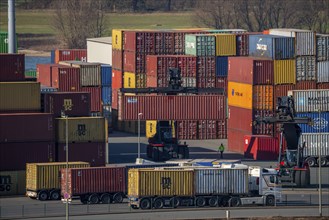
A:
[[0, 32, 18, 53], [185, 34, 216, 56], [25, 70, 37, 78]]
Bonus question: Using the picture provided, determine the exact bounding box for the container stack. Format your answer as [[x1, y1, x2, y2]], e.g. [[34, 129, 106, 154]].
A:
[[0, 31, 18, 53]]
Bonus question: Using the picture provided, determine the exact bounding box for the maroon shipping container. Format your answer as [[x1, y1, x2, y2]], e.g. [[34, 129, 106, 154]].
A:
[[42, 92, 91, 117], [80, 87, 101, 112], [197, 56, 216, 88], [57, 142, 106, 167], [155, 31, 175, 55], [295, 80, 317, 90], [228, 57, 274, 85], [119, 95, 226, 120], [112, 88, 119, 110], [178, 56, 197, 77], [198, 120, 217, 139], [244, 135, 279, 160], [317, 83, 329, 89], [253, 110, 275, 135], [124, 31, 155, 54], [177, 120, 198, 140], [0, 54, 25, 81], [273, 84, 295, 107], [112, 49, 123, 71], [55, 49, 87, 64], [215, 76, 228, 91], [227, 105, 253, 132], [0, 142, 55, 171], [0, 113, 55, 143], [123, 51, 146, 74], [216, 120, 227, 139], [61, 166, 126, 199], [228, 128, 252, 154], [51, 65, 81, 91]]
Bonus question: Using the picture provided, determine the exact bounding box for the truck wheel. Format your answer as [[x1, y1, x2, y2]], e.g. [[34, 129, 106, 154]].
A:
[[88, 193, 99, 204], [50, 190, 60, 200], [196, 197, 206, 207], [153, 197, 164, 209], [208, 196, 218, 207], [38, 191, 48, 201], [306, 157, 316, 167], [229, 197, 241, 207], [266, 195, 275, 206], [100, 193, 112, 204], [113, 192, 124, 203], [80, 195, 88, 204], [169, 197, 180, 208], [152, 147, 159, 162], [140, 198, 151, 210], [318, 157, 328, 167]]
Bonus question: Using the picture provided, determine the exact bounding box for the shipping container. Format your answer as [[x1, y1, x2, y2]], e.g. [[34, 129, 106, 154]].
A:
[[317, 83, 329, 90], [181, 77, 197, 87], [124, 31, 155, 54], [101, 65, 112, 86], [119, 95, 226, 120], [112, 29, 124, 50], [112, 49, 123, 70], [216, 56, 228, 77], [273, 84, 295, 107], [197, 56, 216, 88], [128, 169, 194, 197], [198, 120, 217, 139], [296, 56, 316, 81], [244, 135, 280, 160], [215, 34, 236, 56], [123, 51, 146, 74], [215, 76, 228, 91], [60, 166, 126, 200], [316, 34, 329, 61], [228, 128, 252, 153], [228, 82, 253, 109], [26, 162, 90, 198], [295, 80, 317, 90], [147, 55, 177, 87], [227, 105, 253, 131], [176, 120, 198, 140], [269, 28, 316, 56], [0, 82, 41, 112], [317, 61, 329, 83], [155, 31, 175, 55], [55, 117, 107, 143], [0, 170, 26, 196], [101, 86, 112, 105], [80, 87, 102, 112], [288, 89, 329, 112], [87, 37, 112, 65], [236, 32, 262, 56], [112, 88, 119, 110], [54, 49, 87, 64], [248, 35, 295, 60], [185, 34, 216, 56], [124, 72, 136, 88], [0, 113, 55, 143], [51, 65, 80, 91], [253, 85, 274, 110], [0, 142, 56, 171], [300, 133, 329, 157], [296, 112, 329, 133], [25, 70, 37, 78], [217, 120, 227, 139], [228, 57, 274, 85], [116, 120, 146, 134], [274, 59, 296, 85], [37, 64, 56, 87], [57, 142, 106, 167], [112, 69, 123, 89], [178, 55, 197, 77], [136, 73, 147, 88], [253, 110, 275, 135], [0, 54, 25, 81]]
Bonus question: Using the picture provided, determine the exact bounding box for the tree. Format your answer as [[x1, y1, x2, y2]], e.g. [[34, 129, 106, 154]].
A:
[[52, 0, 107, 48]]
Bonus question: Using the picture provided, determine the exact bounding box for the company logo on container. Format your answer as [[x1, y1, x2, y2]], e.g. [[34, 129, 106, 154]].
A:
[[231, 89, 242, 97], [256, 44, 267, 51], [308, 96, 329, 105], [312, 118, 328, 130]]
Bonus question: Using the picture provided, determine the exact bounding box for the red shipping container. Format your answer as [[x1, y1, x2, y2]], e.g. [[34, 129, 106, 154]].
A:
[[112, 49, 123, 71], [0, 142, 55, 171], [317, 83, 329, 89], [215, 76, 228, 91], [119, 95, 226, 120], [42, 92, 91, 117], [228, 57, 274, 85], [228, 105, 253, 132], [55, 49, 87, 64], [178, 56, 197, 77], [155, 31, 175, 55], [244, 135, 279, 160], [123, 51, 146, 73], [217, 120, 227, 139], [61, 166, 126, 198], [112, 88, 119, 110], [0, 54, 25, 82], [51, 65, 81, 91], [228, 128, 252, 154], [112, 69, 123, 89], [197, 56, 216, 88], [198, 120, 217, 139], [57, 142, 106, 167], [124, 31, 155, 54], [37, 64, 56, 87], [0, 113, 55, 143], [273, 84, 295, 107], [295, 80, 317, 90], [80, 87, 101, 112], [177, 120, 198, 140], [253, 110, 275, 135]]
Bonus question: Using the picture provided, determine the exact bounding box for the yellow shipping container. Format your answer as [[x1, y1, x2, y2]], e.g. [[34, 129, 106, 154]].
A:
[[215, 34, 236, 56], [128, 169, 194, 197], [0, 170, 26, 196], [124, 72, 136, 88], [112, 29, 124, 50], [228, 82, 253, 109], [26, 162, 90, 192], [0, 82, 41, 112], [56, 117, 108, 143], [274, 60, 296, 85], [146, 120, 157, 138], [136, 73, 147, 88], [253, 85, 274, 110]]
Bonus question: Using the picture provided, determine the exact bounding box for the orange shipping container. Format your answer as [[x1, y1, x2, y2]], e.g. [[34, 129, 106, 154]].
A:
[[253, 85, 274, 110], [228, 82, 253, 109]]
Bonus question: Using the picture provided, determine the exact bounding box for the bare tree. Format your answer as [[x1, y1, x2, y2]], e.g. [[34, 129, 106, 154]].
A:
[[52, 0, 107, 48]]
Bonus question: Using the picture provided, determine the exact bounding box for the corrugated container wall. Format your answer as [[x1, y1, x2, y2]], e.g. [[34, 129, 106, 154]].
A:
[[0, 82, 41, 112], [216, 56, 228, 76], [274, 84, 296, 107], [316, 34, 329, 61], [177, 120, 198, 139], [227, 82, 253, 109], [317, 61, 329, 83], [296, 56, 316, 81], [124, 72, 136, 88], [227, 105, 253, 132], [112, 49, 123, 70], [185, 34, 216, 56], [112, 69, 123, 89], [296, 112, 329, 133], [295, 81, 317, 90], [0, 113, 55, 143], [228, 128, 252, 153], [0, 142, 56, 171], [124, 31, 155, 54], [215, 34, 236, 56], [274, 60, 296, 84], [253, 85, 274, 110], [288, 89, 329, 112], [56, 117, 107, 143], [128, 169, 194, 197], [317, 83, 329, 89], [123, 51, 146, 74], [26, 162, 90, 192], [101, 65, 112, 86], [0, 170, 26, 196], [80, 87, 102, 112], [0, 54, 25, 81], [51, 65, 80, 91], [54, 49, 87, 64], [244, 135, 280, 160], [300, 133, 329, 157], [112, 29, 124, 50], [102, 86, 112, 105]]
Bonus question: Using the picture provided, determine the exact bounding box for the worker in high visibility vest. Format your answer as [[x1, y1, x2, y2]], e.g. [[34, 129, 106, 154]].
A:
[[218, 143, 225, 159]]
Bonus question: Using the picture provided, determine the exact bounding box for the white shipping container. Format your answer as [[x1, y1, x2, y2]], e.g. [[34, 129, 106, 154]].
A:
[[301, 133, 329, 157], [288, 89, 329, 112], [316, 34, 329, 61], [296, 56, 316, 81], [317, 61, 329, 83], [87, 37, 112, 65]]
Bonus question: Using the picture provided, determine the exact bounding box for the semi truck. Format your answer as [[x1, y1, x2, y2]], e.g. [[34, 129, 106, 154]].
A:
[[128, 164, 281, 209]]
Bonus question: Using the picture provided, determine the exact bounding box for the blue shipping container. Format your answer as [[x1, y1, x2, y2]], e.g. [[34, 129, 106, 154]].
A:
[[101, 86, 112, 105], [249, 35, 295, 60], [101, 65, 112, 86], [50, 50, 55, 64], [215, 56, 228, 76], [297, 112, 329, 133]]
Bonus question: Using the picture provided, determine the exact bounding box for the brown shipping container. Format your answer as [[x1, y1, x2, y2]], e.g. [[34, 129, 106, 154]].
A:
[[147, 55, 178, 87], [123, 51, 146, 74], [244, 135, 279, 160], [119, 95, 226, 120], [54, 49, 87, 64], [228, 57, 274, 85], [155, 31, 175, 55], [317, 83, 329, 89], [217, 120, 227, 139], [51, 65, 80, 91], [273, 84, 295, 107], [178, 56, 197, 77], [61, 166, 126, 198], [80, 87, 101, 112], [0, 54, 25, 81], [197, 56, 216, 88], [198, 120, 217, 139], [215, 76, 228, 91], [57, 142, 106, 167], [112, 69, 123, 89], [0, 82, 41, 112], [0, 113, 55, 143], [228, 128, 252, 154], [0, 142, 55, 171], [112, 49, 123, 71], [228, 105, 253, 132], [124, 31, 156, 54], [42, 92, 91, 117], [295, 80, 317, 90], [177, 120, 198, 140]]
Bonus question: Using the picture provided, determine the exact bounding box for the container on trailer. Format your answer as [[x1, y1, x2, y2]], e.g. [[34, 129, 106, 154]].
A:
[[296, 112, 329, 133], [80, 86, 102, 112], [0, 54, 25, 81], [185, 34, 216, 56], [296, 56, 316, 81], [316, 34, 329, 61], [101, 65, 112, 86], [244, 135, 280, 160], [317, 61, 329, 83], [288, 89, 329, 112], [0, 170, 26, 196], [54, 49, 87, 64], [274, 60, 296, 85], [0, 82, 40, 112], [300, 133, 329, 157], [0, 142, 56, 171], [55, 117, 107, 143]]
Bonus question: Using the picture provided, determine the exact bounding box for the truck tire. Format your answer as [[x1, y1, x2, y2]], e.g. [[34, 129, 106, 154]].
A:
[[196, 197, 206, 207], [38, 191, 48, 201], [50, 190, 60, 200], [306, 157, 316, 167], [208, 196, 218, 207], [169, 197, 180, 208], [266, 195, 275, 206], [88, 193, 99, 204], [113, 192, 124, 203], [229, 197, 241, 207], [153, 197, 164, 209], [318, 157, 328, 167], [100, 193, 111, 204], [140, 198, 151, 209]]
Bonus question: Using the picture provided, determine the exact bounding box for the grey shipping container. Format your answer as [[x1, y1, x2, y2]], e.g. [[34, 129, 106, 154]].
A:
[[288, 89, 329, 112], [296, 56, 316, 81], [316, 34, 329, 61], [301, 133, 329, 157], [317, 61, 329, 83]]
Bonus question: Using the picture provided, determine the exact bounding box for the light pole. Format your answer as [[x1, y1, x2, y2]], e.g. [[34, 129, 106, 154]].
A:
[[138, 113, 143, 159], [61, 111, 69, 220]]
